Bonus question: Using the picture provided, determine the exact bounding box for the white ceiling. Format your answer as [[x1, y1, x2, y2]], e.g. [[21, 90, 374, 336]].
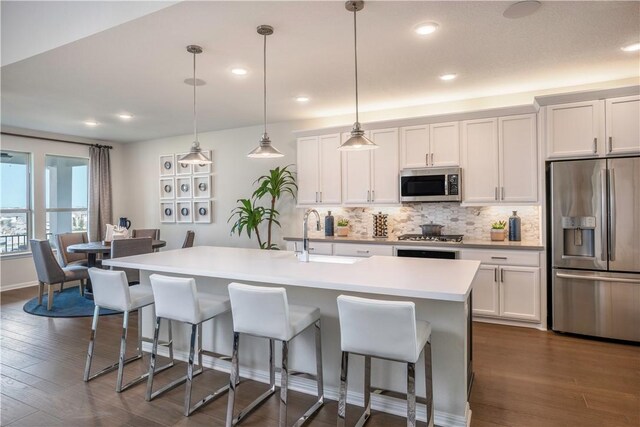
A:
[[1, 1, 639, 143]]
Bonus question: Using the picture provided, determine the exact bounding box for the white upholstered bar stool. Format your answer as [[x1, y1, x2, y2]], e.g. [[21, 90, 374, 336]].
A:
[[83, 268, 174, 392], [147, 274, 231, 416], [336, 295, 434, 427], [226, 282, 324, 427]]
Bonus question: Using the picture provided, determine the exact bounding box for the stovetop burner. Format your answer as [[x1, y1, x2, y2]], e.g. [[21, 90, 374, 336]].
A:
[[397, 234, 464, 242]]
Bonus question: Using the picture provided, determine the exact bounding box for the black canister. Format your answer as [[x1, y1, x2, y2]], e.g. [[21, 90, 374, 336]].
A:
[[325, 211, 334, 237], [508, 210, 521, 241]]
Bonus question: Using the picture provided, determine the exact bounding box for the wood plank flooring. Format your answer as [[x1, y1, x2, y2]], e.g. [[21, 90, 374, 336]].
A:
[[1, 286, 638, 426]]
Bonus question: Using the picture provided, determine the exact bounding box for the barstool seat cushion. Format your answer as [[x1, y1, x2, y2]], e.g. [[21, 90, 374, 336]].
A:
[[128, 285, 155, 311], [197, 294, 232, 324], [337, 295, 431, 363], [288, 304, 321, 340]]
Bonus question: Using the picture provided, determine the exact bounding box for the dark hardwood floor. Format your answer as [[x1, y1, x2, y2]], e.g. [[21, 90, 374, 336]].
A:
[[1, 286, 638, 426]]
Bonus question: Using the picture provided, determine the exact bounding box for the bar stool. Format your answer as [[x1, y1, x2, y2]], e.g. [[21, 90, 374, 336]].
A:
[[147, 273, 231, 416], [83, 268, 174, 392], [336, 295, 434, 427], [226, 282, 324, 427]]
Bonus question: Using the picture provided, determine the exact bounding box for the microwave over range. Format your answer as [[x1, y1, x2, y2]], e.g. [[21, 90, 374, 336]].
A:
[[400, 167, 462, 202]]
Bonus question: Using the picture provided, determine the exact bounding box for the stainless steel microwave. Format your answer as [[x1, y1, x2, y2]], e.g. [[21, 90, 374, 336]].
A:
[[400, 167, 462, 202]]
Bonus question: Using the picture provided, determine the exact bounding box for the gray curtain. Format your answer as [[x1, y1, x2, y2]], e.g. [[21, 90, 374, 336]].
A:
[[88, 146, 112, 241]]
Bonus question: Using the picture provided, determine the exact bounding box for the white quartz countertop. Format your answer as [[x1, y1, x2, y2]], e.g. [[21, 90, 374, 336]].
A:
[[103, 246, 480, 302], [284, 235, 544, 251]]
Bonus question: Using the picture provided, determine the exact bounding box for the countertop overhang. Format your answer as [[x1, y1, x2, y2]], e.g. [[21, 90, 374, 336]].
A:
[[284, 235, 544, 251], [103, 246, 480, 302]]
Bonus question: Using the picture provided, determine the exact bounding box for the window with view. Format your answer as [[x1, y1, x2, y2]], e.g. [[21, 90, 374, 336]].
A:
[[45, 155, 88, 242], [0, 151, 31, 253]]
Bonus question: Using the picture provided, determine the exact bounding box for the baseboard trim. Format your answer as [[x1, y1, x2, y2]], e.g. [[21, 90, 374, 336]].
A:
[[142, 342, 468, 427], [473, 317, 546, 331], [1, 281, 38, 292]]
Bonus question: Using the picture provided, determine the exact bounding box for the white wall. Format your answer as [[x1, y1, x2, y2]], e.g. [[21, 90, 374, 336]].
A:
[[119, 121, 307, 251], [0, 132, 126, 290]]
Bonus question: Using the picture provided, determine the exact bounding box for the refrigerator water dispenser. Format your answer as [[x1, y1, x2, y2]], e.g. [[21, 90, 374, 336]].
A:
[[561, 216, 596, 258]]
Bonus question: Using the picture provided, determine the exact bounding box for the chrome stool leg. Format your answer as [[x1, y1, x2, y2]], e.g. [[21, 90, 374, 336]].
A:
[[424, 341, 434, 427], [292, 320, 325, 427], [83, 305, 100, 381], [184, 324, 197, 416], [407, 362, 416, 427], [116, 310, 130, 392], [225, 332, 240, 427], [279, 340, 289, 427], [337, 351, 349, 427]]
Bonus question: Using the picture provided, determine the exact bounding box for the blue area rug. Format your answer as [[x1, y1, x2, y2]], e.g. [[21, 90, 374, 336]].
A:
[[23, 285, 121, 318]]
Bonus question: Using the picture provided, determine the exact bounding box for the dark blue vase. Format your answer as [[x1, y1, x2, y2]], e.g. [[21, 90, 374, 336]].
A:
[[325, 211, 334, 237], [508, 211, 521, 241]]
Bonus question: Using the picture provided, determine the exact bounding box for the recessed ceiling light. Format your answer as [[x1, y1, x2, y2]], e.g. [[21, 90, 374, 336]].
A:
[[439, 73, 457, 81], [414, 22, 439, 36], [503, 1, 541, 19], [296, 96, 310, 103], [118, 113, 133, 120], [231, 68, 248, 76], [84, 120, 99, 126], [621, 42, 640, 52]]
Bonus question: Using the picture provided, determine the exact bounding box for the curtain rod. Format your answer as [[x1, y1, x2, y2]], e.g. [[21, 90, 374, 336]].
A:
[[1, 131, 113, 149]]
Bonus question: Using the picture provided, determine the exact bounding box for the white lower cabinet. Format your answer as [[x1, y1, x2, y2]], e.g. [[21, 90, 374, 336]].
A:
[[333, 243, 393, 257], [463, 249, 541, 324], [285, 241, 333, 255]]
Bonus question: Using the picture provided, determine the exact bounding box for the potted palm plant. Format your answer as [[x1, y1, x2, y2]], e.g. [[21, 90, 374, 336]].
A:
[[229, 165, 297, 249]]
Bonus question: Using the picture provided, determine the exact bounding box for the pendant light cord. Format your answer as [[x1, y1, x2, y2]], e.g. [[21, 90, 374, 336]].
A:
[[193, 50, 198, 144], [353, 6, 359, 124], [263, 33, 268, 135]]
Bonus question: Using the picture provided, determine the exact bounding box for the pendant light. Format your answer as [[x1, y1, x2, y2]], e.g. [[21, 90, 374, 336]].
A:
[[179, 45, 212, 165], [338, 1, 377, 151], [248, 25, 284, 158]]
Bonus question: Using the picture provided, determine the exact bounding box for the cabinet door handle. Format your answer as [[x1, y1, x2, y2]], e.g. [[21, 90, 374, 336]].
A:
[[371, 190, 375, 202], [367, 190, 370, 202], [431, 153, 434, 165], [494, 187, 498, 200], [608, 136, 613, 153], [593, 137, 597, 154], [356, 250, 370, 254], [491, 256, 507, 260], [320, 191, 323, 203], [425, 153, 429, 166], [501, 187, 505, 200], [494, 268, 497, 282], [500, 269, 504, 282]]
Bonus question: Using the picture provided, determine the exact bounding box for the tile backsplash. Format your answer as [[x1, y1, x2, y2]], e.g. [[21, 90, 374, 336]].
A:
[[307, 204, 541, 241]]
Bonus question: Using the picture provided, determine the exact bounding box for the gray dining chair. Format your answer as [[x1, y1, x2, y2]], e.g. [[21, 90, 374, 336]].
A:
[[182, 230, 195, 249], [56, 232, 89, 267], [110, 237, 153, 285], [132, 229, 160, 240], [30, 239, 89, 310]]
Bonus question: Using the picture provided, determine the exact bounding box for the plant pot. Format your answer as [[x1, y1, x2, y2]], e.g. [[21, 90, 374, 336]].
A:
[[336, 226, 349, 237], [490, 229, 506, 241]]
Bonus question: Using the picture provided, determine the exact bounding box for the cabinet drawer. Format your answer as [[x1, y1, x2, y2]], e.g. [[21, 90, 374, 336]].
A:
[[333, 243, 393, 257], [287, 241, 333, 255], [460, 249, 539, 266]]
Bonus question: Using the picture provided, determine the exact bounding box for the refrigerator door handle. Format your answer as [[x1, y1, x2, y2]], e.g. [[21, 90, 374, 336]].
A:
[[608, 169, 616, 262], [600, 169, 608, 262], [556, 272, 640, 284]]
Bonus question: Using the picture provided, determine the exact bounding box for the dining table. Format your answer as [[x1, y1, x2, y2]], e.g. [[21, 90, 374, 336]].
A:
[[67, 239, 166, 294]]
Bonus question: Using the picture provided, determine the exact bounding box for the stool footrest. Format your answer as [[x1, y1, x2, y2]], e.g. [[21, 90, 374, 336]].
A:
[[118, 360, 174, 393], [187, 383, 231, 416], [85, 353, 142, 382], [232, 384, 276, 426], [292, 396, 324, 427], [147, 367, 204, 401]]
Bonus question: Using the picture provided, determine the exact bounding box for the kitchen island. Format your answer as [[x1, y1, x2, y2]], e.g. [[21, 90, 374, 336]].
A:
[[103, 246, 480, 427]]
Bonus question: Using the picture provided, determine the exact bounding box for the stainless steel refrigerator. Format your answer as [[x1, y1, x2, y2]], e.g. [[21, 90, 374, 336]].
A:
[[550, 156, 640, 342]]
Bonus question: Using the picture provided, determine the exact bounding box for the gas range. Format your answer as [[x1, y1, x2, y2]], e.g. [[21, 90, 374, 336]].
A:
[[396, 234, 464, 243]]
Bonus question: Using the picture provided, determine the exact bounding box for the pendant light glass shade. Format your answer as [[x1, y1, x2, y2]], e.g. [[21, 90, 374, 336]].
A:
[[248, 25, 284, 159], [339, 1, 377, 151], [179, 45, 212, 165]]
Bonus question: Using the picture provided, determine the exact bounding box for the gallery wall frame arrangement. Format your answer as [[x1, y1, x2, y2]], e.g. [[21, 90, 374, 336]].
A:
[[159, 152, 213, 223]]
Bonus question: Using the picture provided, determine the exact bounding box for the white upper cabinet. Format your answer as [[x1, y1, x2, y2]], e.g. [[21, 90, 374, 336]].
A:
[[499, 114, 538, 203], [462, 118, 500, 203], [400, 122, 459, 169], [343, 128, 399, 205], [606, 95, 640, 155], [545, 100, 605, 158], [463, 114, 538, 204], [296, 134, 341, 205], [430, 121, 460, 167]]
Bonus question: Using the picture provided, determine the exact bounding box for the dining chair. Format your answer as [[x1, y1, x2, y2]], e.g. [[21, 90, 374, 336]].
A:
[[110, 237, 153, 284], [30, 239, 89, 309], [56, 232, 89, 267], [182, 230, 195, 248], [132, 229, 160, 240]]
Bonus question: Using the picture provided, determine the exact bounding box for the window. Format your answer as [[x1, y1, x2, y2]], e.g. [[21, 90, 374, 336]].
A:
[[45, 155, 88, 240], [0, 151, 31, 253]]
